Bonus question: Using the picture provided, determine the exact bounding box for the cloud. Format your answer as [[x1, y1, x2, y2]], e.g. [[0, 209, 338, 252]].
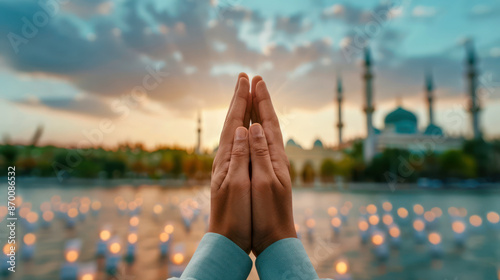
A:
[[411, 6, 437, 18]]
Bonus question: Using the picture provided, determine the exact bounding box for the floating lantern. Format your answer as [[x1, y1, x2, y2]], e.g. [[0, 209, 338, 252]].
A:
[[448, 207, 459, 217], [78, 205, 89, 221], [66, 208, 79, 229], [431, 207, 442, 218], [164, 223, 175, 234], [168, 244, 186, 277], [397, 207, 409, 224], [159, 232, 171, 257], [96, 226, 112, 257], [106, 237, 122, 276], [25, 211, 39, 232], [469, 215, 483, 233], [358, 219, 369, 243], [388, 225, 401, 248], [382, 202, 392, 212], [331, 217, 342, 234], [333, 259, 352, 280], [413, 219, 426, 243], [125, 232, 138, 262], [371, 232, 389, 260], [153, 204, 163, 217], [427, 232, 443, 257], [78, 263, 96, 280], [382, 214, 393, 226], [41, 210, 54, 228], [451, 220, 467, 246], [413, 204, 424, 216], [129, 216, 139, 228], [366, 204, 377, 215], [486, 211, 499, 229], [340, 206, 349, 223], [90, 201, 101, 216], [22, 233, 36, 260], [328, 207, 338, 217], [368, 215, 379, 227], [60, 239, 81, 280], [424, 211, 437, 229]]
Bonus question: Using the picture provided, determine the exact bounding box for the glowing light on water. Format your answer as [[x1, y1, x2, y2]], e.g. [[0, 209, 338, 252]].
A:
[[66, 250, 79, 263], [448, 207, 459, 216], [335, 260, 348, 275], [487, 212, 499, 224], [3, 244, 13, 255], [91, 201, 101, 211], [358, 220, 369, 231], [160, 232, 170, 243], [458, 207, 467, 217], [23, 233, 36, 245], [128, 233, 138, 244], [389, 227, 400, 238], [68, 208, 78, 218], [331, 217, 342, 228], [26, 212, 39, 223], [340, 206, 349, 216], [397, 207, 408, 218], [413, 219, 425, 232], [382, 214, 393, 225], [100, 230, 111, 241], [469, 215, 482, 227], [366, 204, 377, 215], [431, 207, 442, 217], [154, 204, 163, 215], [428, 232, 441, 245], [371, 234, 384, 246], [109, 242, 121, 254], [164, 224, 175, 234], [172, 253, 184, 265], [452, 221, 466, 234], [43, 211, 54, 222], [424, 211, 436, 222], [368, 215, 379, 226], [82, 274, 94, 280], [413, 204, 424, 216], [129, 216, 139, 227], [328, 207, 338, 216], [382, 202, 392, 212], [40, 202, 51, 212]]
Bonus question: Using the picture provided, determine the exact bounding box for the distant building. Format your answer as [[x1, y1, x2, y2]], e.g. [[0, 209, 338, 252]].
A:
[[285, 138, 342, 174]]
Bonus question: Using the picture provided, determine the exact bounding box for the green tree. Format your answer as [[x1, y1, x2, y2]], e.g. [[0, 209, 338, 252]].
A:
[[320, 158, 336, 182], [301, 161, 315, 185], [439, 150, 476, 178]]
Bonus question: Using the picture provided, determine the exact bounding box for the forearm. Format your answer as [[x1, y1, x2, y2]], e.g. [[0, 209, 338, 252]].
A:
[[255, 238, 321, 280], [167, 233, 252, 280]]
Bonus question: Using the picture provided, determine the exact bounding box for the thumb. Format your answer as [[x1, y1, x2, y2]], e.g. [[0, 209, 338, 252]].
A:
[[227, 127, 250, 178], [249, 123, 274, 178]]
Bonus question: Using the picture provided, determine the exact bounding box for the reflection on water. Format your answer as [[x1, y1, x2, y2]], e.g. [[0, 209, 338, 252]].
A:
[[1, 183, 500, 280]]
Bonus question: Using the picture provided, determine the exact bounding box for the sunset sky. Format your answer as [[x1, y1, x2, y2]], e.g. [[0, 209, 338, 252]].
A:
[[1, 0, 500, 150]]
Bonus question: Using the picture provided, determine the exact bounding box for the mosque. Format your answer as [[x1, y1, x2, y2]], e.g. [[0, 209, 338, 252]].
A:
[[285, 42, 481, 173]]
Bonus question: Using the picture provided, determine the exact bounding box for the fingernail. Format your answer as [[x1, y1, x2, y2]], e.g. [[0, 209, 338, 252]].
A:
[[235, 127, 247, 140], [250, 124, 263, 138]]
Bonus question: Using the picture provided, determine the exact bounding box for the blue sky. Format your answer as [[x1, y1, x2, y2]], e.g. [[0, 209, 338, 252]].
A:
[[1, 0, 499, 149]]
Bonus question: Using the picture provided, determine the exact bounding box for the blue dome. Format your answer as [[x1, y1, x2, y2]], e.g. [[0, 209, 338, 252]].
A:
[[424, 124, 444, 136], [384, 106, 418, 134], [313, 139, 323, 148], [286, 139, 302, 148], [384, 107, 417, 124]]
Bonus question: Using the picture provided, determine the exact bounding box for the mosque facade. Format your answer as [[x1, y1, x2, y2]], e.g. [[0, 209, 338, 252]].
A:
[[285, 42, 480, 172]]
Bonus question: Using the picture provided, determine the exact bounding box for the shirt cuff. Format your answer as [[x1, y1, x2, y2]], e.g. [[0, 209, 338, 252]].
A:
[[178, 233, 252, 280], [255, 238, 319, 280]]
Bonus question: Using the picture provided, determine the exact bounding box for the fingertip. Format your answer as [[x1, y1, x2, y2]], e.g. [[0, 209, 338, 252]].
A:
[[235, 126, 248, 140], [238, 75, 250, 91], [238, 72, 249, 80], [249, 123, 264, 138]]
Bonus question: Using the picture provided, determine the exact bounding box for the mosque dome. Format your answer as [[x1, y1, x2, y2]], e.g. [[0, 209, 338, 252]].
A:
[[313, 139, 324, 148], [424, 124, 444, 136], [286, 139, 302, 148], [384, 106, 418, 134]]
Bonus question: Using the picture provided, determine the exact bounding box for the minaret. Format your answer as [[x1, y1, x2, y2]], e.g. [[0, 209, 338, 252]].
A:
[[363, 47, 376, 162], [195, 110, 202, 154], [465, 40, 481, 139], [336, 74, 344, 147], [425, 71, 435, 125]]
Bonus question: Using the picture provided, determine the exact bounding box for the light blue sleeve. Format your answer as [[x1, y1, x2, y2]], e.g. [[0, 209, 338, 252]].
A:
[[255, 238, 324, 280], [167, 232, 252, 280]]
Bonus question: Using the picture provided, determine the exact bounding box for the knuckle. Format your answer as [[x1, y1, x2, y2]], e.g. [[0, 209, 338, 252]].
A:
[[253, 146, 269, 157], [231, 146, 248, 158]]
